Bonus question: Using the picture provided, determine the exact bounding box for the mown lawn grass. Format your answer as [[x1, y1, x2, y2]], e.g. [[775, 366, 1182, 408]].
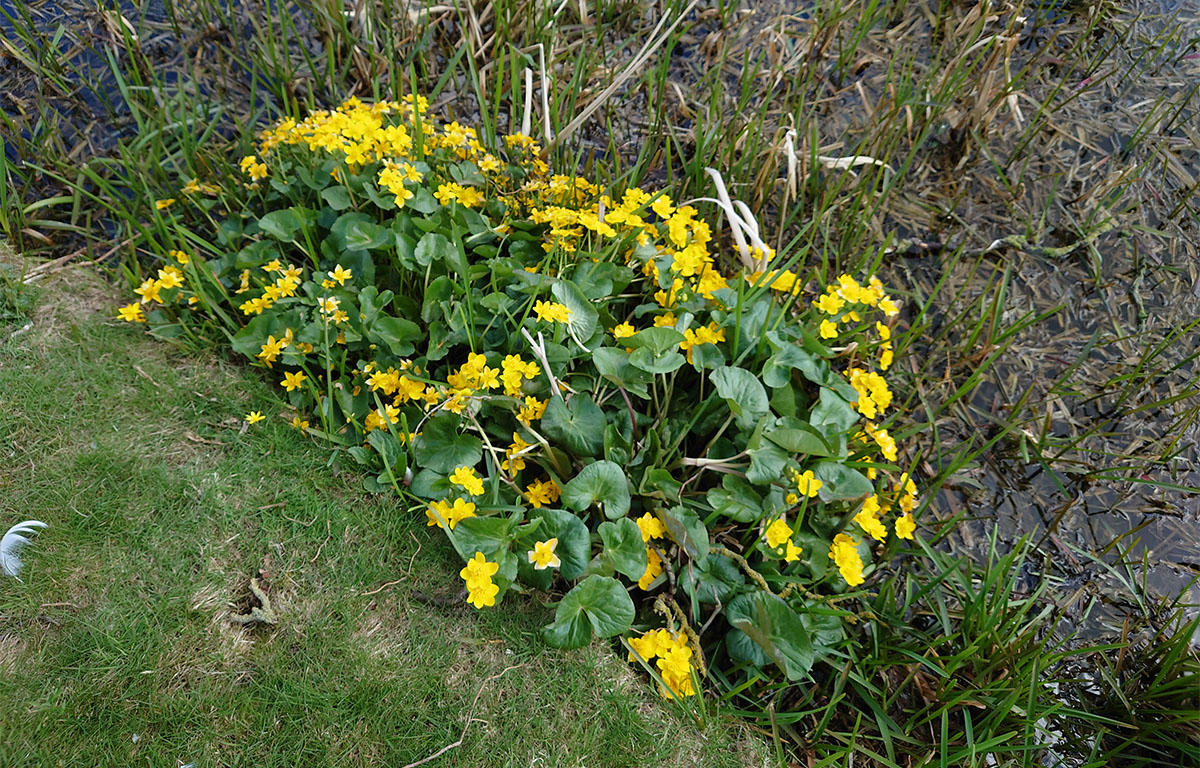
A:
[[0, 259, 765, 768]]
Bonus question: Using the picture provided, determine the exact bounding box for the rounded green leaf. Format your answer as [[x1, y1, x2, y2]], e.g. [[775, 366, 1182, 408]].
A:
[[413, 413, 483, 474], [541, 395, 605, 458], [530, 507, 591, 581], [562, 460, 631, 520], [598, 518, 648, 580], [543, 575, 635, 648], [726, 592, 814, 680], [711, 365, 770, 430]]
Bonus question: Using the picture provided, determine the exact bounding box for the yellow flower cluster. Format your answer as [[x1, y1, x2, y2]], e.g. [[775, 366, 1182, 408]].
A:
[[829, 533, 865, 586], [635, 512, 667, 590], [524, 477, 560, 508], [847, 367, 893, 420], [500, 354, 540, 397], [764, 517, 804, 562], [426, 497, 477, 530], [532, 300, 571, 324], [500, 432, 533, 473], [239, 263, 303, 316], [811, 275, 898, 369], [627, 628, 697, 699], [459, 551, 500, 608], [257, 96, 417, 170], [449, 465, 485, 496], [679, 322, 726, 364]]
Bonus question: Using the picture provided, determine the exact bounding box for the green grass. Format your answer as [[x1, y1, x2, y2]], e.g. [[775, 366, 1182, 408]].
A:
[[0, 264, 764, 768], [2, 0, 1198, 764]]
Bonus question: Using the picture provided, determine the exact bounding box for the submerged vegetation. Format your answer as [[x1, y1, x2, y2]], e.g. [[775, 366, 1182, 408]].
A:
[[1, 0, 1197, 765]]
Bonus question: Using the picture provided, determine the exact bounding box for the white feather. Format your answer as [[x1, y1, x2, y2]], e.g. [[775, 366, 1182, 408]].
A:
[[1, 520, 48, 579]]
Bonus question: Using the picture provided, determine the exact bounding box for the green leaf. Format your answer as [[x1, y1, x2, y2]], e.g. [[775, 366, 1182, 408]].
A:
[[551, 279, 599, 344], [414, 231, 456, 268], [598, 518, 647, 580], [711, 366, 770, 430], [369, 315, 422, 356], [624, 326, 684, 356], [592, 347, 651, 399], [366, 429, 406, 476], [638, 468, 681, 503], [320, 186, 352, 211], [541, 395, 605, 457], [726, 592, 814, 680], [764, 418, 837, 457], [562, 460, 631, 520], [706, 476, 764, 523], [810, 387, 859, 438], [330, 212, 387, 251], [529, 508, 591, 581], [659, 505, 709, 559], [257, 208, 305, 241], [681, 553, 745, 605], [746, 440, 789, 485], [543, 575, 635, 649], [413, 413, 482, 474], [450, 516, 515, 562], [762, 338, 828, 387], [629, 347, 685, 375], [813, 461, 874, 501]]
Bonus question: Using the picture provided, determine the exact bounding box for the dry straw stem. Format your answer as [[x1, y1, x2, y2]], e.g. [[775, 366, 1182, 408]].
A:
[[549, 0, 699, 151]]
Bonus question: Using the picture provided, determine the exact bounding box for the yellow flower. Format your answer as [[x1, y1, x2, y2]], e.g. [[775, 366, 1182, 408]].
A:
[[527, 538, 561, 570], [134, 278, 163, 305], [635, 513, 665, 542], [154, 198, 175, 210], [117, 303, 145, 323], [318, 297, 340, 316], [460, 551, 500, 586], [281, 370, 307, 392], [764, 518, 793, 549], [854, 506, 888, 542], [895, 513, 916, 540], [814, 292, 844, 315], [878, 297, 900, 317], [245, 411, 265, 424], [449, 466, 485, 496], [427, 498, 477, 530], [612, 322, 636, 339], [533, 300, 571, 323], [784, 540, 803, 563], [459, 551, 501, 609], [290, 415, 309, 430], [819, 318, 839, 339], [329, 264, 353, 285], [169, 249, 190, 264], [829, 533, 865, 586], [638, 547, 663, 590], [794, 469, 822, 498], [465, 579, 499, 608], [157, 266, 184, 289], [256, 336, 285, 368], [656, 644, 696, 698], [517, 396, 547, 424], [524, 478, 560, 509]]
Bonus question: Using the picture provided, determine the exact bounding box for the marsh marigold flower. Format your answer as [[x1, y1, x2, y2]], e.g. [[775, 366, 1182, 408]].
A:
[[533, 300, 571, 323], [449, 466, 485, 496], [829, 533, 865, 586], [527, 538, 561, 570], [118, 303, 145, 322]]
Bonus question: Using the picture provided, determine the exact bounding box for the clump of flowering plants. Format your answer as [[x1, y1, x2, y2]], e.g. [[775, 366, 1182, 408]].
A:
[[126, 96, 919, 699]]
